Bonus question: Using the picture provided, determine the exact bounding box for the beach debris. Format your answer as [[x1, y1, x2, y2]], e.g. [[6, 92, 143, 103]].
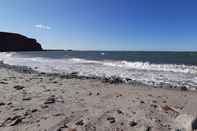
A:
[[107, 117, 116, 124], [13, 85, 25, 90], [160, 105, 179, 114], [44, 95, 56, 104], [129, 121, 138, 127]]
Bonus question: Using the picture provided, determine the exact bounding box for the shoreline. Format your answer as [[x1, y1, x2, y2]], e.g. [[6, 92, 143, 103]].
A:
[[0, 61, 195, 92], [0, 63, 197, 131]]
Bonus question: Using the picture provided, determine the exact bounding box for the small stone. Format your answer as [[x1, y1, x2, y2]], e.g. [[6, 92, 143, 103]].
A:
[[150, 104, 158, 108], [22, 97, 32, 101], [192, 117, 197, 130], [117, 109, 124, 115], [120, 122, 124, 126], [31, 109, 38, 113], [0, 102, 5, 106], [88, 92, 92, 96], [96, 92, 100, 96], [140, 100, 145, 104], [44, 95, 56, 104], [13, 85, 25, 90], [107, 117, 116, 124], [129, 121, 137, 127]]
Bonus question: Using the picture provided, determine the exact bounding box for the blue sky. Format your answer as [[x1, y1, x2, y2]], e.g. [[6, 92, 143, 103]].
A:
[[0, 0, 197, 51]]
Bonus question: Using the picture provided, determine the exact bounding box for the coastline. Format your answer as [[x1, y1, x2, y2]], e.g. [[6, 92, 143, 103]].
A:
[[0, 63, 197, 131]]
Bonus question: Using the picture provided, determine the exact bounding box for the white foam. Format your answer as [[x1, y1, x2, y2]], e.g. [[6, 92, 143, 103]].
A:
[[1, 52, 197, 88]]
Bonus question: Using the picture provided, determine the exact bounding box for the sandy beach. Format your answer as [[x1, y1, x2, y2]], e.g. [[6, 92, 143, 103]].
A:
[[0, 64, 197, 131]]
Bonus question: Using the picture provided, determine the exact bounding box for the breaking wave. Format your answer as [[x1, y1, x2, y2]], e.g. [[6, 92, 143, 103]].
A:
[[1, 52, 197, 89]]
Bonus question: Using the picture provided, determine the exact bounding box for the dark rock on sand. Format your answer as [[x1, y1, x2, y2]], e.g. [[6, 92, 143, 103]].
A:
[[0, 102, 5, 106], [44, 95, 56, 104], [13, 85, 25, 90], [22, 97, 32, 101], [0, 81, 8, 84], [0, 32, 42, 51], [107, 117, 116, 124], [129, 121, 138, 127]]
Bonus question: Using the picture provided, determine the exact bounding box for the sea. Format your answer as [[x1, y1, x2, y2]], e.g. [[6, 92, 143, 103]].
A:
[[1, 51, 197, 89]]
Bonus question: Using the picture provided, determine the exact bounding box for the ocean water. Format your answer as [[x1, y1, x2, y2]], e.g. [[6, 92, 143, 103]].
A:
[[1, 51, 197, 89]]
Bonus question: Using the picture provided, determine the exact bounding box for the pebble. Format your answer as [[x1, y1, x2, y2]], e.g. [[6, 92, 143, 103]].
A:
[[0, 102, 5, 106], [88, 92, 93, 96], [117, 109, 124, 115], [129, 121, 138, 127], [44, 95, 56, 104], [107, 117, 116, 124], [22, 97, 32, 101], [13, 85, 25, 90]]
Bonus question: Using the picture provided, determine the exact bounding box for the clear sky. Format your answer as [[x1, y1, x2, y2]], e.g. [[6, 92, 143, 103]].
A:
[[0, 0, 197, 51]]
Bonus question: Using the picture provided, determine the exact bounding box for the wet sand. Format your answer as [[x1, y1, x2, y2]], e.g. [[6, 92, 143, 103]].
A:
[[0, 64, 197, 131]]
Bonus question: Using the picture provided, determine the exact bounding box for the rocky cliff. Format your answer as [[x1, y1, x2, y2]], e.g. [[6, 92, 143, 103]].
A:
[[0, 32, 43, 51]]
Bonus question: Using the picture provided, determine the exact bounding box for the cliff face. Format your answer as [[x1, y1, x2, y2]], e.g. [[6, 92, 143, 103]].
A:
[[0, 32, 43, 52]]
